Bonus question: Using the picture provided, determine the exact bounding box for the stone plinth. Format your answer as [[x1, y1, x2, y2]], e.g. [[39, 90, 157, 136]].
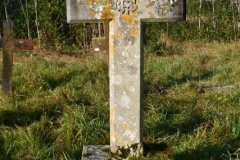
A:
[[82, 145, 111, 160]]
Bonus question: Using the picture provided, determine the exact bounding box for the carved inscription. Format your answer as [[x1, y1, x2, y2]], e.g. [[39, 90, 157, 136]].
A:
[[115, 0, 138, 14], [87, 0, 111, 19], [146, 0, 181, 16], [88, 0, 139, 16], [0, 39, 34, 50], [89, 2, 107, 19]]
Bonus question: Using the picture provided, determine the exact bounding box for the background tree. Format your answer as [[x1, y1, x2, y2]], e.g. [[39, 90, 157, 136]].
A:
[[1, 0, 240, 52], [19, 0, 31, 39]]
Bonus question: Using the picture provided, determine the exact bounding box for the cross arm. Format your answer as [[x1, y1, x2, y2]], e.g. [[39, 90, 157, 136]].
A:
[[67, 0, 186, 23], [140, 0, 186, 22], [67, 0, 114, 23]]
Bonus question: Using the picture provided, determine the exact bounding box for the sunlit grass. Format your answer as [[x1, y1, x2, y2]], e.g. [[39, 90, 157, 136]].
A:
[[0, 41, 240, 159]]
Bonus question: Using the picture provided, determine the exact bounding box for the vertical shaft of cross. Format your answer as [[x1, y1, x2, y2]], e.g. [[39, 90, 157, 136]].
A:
[[109, 13, 143, 156], [2, 21, 14, 93]]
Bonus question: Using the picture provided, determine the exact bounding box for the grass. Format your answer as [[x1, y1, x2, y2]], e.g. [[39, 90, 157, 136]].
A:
[[0, 41, 240, 159]]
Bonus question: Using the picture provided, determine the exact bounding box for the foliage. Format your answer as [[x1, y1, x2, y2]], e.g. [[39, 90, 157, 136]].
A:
[[2, 0, 86, 51], [143, 0, 240, 52], [1, 0, 240, 52]]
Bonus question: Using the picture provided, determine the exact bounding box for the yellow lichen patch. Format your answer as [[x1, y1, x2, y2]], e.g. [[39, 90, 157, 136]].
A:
[[162, 5, 169, 12], [130, 29, 139, 35], [117, 139, 124, 145], [110, 107, 115, 124], [146, 4, 150, 8], [117, 29, 123, 38], [121, 14, 137, 25], [87, 0, 93, 6], [110, 44, 115, 53], [122, 123, 127, 129], [101, 4, 114, 19], [119, 46, 124, 50], [148, 12, 155, 18], [88, 0, 111, 6], [133, 4, 138, 10], [109, 36, 115, 53], [110, 34, 115, 40], [89, 10, 95, 16], [110, 131, 115, 138]]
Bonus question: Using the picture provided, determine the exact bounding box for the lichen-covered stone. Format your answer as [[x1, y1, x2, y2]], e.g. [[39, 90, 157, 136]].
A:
[[67, 0, 186, 158]]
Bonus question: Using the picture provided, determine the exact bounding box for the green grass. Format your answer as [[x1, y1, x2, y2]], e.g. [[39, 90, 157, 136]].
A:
[[0, 41, 240, 159]]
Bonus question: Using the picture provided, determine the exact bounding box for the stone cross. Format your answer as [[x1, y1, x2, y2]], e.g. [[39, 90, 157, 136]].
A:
[[1, 21, 34, 93], [67, 0, 186, 158]]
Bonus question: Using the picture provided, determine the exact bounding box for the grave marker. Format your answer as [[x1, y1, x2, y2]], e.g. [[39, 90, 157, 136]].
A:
[[67, 0, 186, 158], [1, 21, 34, 93], [13, 39, 34, 50], [2, 21, 14, 93]]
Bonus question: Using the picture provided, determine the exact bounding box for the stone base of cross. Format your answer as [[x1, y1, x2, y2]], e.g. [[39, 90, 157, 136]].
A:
[[67, 0, 186, 159]]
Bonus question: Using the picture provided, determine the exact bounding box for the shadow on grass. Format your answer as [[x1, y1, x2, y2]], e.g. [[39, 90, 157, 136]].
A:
[[0, 109, 42, 127], [164, 70, 213, 87], [143, 116, 238, 159], [0, 133, 12, 160], [0, 106, 62, 127], [143, 69, 214, 136], [145, 113, 208, 140], [144, 70, 213, 95], [143, 142, 169, 155], [174, 139, 238, 160]]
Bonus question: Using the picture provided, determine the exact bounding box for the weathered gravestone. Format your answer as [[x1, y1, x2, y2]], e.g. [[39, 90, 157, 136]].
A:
[[67, 0, 186, 159], [1, 21, 34, 93]]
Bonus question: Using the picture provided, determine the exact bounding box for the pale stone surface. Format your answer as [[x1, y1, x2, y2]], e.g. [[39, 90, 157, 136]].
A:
[[67, 0, 186, 158], [67, 0, 186, 23], [82, 145, 111, 160]]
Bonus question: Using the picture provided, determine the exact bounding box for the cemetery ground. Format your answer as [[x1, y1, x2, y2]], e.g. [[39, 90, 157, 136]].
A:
[[1, 41, 240, 160]]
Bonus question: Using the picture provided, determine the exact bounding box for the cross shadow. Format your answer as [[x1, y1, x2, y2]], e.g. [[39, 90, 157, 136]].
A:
[[143, 67, 218, 158], [144, 70, 214, 95], [143, 107, 239, 159], [143, 69, 214, 134]]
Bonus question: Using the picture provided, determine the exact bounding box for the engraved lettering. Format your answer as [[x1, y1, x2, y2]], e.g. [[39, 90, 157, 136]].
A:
[[115, 0, 138, 14]]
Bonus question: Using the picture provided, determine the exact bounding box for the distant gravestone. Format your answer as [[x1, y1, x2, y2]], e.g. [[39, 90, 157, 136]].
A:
[[1, 21, 34, 93], [67, 0, 186, 159]]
